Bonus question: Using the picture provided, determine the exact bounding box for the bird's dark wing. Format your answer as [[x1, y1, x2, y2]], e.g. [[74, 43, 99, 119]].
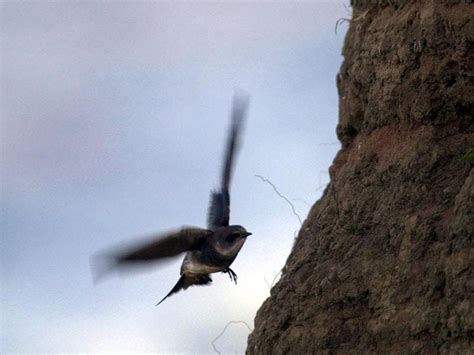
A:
[[92, 227, 212, 282], [207, 94, 249, 229], [113, 227, 211, 262]]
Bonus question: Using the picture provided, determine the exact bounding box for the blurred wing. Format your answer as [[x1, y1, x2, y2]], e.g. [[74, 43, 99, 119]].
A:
[[113, 227, 211, 263], [92, 227, 212, 282], [208, 189, 230, 229], [207, 93, 249, 229]]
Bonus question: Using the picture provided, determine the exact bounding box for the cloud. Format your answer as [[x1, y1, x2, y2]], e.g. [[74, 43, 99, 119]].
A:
[[1, 1, 347, 352]]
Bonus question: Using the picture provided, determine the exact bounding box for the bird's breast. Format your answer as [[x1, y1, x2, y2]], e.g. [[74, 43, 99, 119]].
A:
[[181, 252, 225, 275]]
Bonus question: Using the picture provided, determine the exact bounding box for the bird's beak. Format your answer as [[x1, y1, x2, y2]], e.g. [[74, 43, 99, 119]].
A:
[[244, 232, 252, 237]]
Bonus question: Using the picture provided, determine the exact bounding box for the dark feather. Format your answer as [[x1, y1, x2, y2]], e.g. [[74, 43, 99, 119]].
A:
[[207, 94, 249, 229], [115, 228, 211, 263], [207, 189, 230, 228], [156, 274, 212, 306]]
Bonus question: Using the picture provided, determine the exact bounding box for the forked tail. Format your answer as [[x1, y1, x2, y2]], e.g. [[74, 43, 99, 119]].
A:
[[156, 274, 212, 306], [156, 275, 185, 306]]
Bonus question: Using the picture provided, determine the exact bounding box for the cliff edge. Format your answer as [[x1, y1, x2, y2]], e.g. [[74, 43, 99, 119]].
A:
[[247, 1, 473, 353]]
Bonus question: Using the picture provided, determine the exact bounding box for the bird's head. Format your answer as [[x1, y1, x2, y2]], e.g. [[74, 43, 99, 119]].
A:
[[214, 225, 252, 257]]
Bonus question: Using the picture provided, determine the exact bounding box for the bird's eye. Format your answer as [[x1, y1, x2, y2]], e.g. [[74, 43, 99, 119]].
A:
[[226, 232, 240, 242]]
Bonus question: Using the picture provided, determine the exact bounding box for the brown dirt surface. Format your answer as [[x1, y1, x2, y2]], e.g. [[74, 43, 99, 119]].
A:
[[247, 1, 474, 353]]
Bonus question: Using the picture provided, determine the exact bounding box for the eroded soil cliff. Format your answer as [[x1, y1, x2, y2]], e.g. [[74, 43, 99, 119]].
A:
[[247, 1, 473, 353]]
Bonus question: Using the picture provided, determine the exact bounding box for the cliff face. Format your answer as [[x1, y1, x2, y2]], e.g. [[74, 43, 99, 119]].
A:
[[247, 1, 473, 353]]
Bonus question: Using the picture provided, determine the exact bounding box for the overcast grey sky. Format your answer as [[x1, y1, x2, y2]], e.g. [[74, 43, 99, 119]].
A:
[[1, 1, 348, 353]]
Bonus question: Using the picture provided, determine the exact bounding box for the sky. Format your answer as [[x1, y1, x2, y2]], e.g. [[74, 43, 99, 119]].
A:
[[1, 1, 348, 353]]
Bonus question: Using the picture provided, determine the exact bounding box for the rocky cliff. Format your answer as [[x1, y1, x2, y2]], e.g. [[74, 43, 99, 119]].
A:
[[247, 1, 473, 353]]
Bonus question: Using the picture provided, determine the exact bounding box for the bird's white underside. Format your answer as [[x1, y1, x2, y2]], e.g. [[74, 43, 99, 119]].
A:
[[181, 253, 223, 275]]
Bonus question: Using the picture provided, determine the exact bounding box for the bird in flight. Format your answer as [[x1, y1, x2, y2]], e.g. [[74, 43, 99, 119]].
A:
[[93, 94, 251, 306]]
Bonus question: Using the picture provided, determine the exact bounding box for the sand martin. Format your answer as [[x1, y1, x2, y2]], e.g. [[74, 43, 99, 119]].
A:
[[93, 94, 251, 306]]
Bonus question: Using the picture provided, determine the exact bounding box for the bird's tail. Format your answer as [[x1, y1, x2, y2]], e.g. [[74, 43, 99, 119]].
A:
[[156, 274, 212, 306]]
